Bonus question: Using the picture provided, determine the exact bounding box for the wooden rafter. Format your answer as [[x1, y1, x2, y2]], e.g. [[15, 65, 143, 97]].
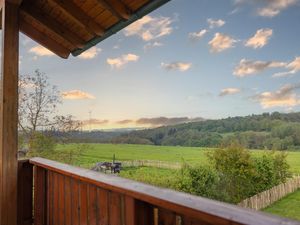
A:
[[51, 0, 105, 36], [21, 3, 86, 49], [95, 0, 132, 20], [20, 19, 70, 58]]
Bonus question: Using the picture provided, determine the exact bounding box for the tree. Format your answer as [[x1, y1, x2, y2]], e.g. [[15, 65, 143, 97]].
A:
[[18, 70, 80, 154], [19, 70, 61, 135]]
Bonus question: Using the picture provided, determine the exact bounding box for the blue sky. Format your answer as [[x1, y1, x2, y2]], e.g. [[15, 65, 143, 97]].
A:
[[18, 0, 300, 129]]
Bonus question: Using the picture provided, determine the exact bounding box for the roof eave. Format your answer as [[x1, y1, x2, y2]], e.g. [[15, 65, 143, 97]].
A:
[[71, 0, 171, 57]]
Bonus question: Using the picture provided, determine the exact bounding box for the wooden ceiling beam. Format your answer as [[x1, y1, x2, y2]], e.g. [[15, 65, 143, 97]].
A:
[[20, 19, 70, 59], [95, 0, 131, 20], [51, 0, 105, 36], [21, 4, 86, 49]]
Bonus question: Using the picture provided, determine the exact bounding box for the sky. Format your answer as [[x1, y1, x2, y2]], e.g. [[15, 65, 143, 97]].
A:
[[15, 0, 300, 129]]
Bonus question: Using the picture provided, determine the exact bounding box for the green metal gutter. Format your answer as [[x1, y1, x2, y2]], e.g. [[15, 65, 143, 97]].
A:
[[71, 0, 171, 57]]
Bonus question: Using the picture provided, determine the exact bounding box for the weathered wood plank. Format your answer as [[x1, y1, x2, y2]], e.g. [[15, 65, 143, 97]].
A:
[[98, 188, 109, 225], [71, 179, 80, 225], [34, 167, 47, 225], [0, 2, 19, 225], [124, 196, 136, 225], [17, 160, 33, 225], [79, 182, 88, 225], [51, 0, 105, 36], [109, 192, 121, 225], [29, 158, 300, 225], [58, 174, 65, 225], [88, 184, 98, 225], [64, 176, 72, 225]]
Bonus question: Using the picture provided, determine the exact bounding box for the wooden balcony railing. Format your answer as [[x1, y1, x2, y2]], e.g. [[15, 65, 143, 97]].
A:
[[18, 158, 300, 225]]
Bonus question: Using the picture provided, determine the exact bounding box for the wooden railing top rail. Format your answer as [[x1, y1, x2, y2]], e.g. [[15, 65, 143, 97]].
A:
[[30, 157, 300, 225]]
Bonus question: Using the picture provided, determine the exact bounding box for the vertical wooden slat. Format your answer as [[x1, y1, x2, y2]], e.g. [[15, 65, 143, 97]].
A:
[[158, 208, 176, 225], [135, 200, 154, 225], [0, 2, 19, 225], [71, 179, 80, 225], [88, 184, 97, 225], [47, 171, 54, 225], [17, 160, 33, 225], [80, 182, 88, 225], [64, 176, 72, 225], [109, 192, 122, 225], [98, 188, 109, 225], [34, 166, 47, 225], [124, 196, 136, 225], [58, 174, 65, 225], [52, 172, 59, 224]]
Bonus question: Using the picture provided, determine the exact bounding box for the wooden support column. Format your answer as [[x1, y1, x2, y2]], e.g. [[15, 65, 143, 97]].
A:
[[0, 1, 20, 225]]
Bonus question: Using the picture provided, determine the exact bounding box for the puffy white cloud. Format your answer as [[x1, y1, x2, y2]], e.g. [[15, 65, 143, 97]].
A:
[[188, 29, 207, 41], [207, 18, 226, 29], [219, 88, 241, 96], [253, 84, 300, 108], [29, 45, 55, 56], [161, 62, 192, 72], [62, 90, 96, 100], [245, 28, 273, 49], [107, 53, 139, 69], [257, 0, 297, 17], [234, 59, 287, 77], [78, 47, 101, 59], [273, 57, 300, 77], [209, 33, 237, 53], [124, 15, 173, 41]]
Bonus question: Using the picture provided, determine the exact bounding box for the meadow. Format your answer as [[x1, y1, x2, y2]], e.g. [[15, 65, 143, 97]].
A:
[[53, 143, 300, 174], [264, 189, 300, 221]]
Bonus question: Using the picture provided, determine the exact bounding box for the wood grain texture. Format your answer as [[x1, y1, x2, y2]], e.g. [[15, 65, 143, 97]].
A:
[[30, 158, 300, 225], [17, 160, 33, 225], [34, 167, 47, 225], [0, 2, 19, 224]]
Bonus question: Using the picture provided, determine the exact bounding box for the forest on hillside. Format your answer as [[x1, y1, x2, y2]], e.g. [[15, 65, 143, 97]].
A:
[[109, 112, 300, 150]]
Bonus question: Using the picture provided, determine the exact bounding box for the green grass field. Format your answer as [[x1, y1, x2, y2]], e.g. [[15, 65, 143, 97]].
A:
[[263, 189, 300, 221], [43, 143, 300, 221], [52, 143, 300, 174]]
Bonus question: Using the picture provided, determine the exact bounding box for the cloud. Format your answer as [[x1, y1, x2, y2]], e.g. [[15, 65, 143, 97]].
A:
[[116, 119, 134, 125], [78, 47, 101, 59], [80, 119, 109, 126], [62, 90, 96, 100], [233, 59, 287, 77], [29, 45, 55, 56], [207, 18, 226, 29], [144, 41, 163, 50], [107, 54, 139, 69], [124, 15, 173, 41], [188, 29, 207, 41], [161, 62, 192, 72], [136, 117, 204, 126], [245, 28, 273, 49], [219, 88, 241, 96], [273, 57, 300, 77], [209, 33, 237, 53], [257, 0, 297, 17], [253, 83, 300, 108]]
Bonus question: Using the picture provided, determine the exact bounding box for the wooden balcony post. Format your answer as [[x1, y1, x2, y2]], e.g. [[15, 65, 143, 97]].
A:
[[0, 1, 20, 225]]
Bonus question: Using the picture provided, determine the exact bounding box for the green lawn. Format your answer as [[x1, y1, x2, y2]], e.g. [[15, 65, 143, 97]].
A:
[[263, 189, 300, 221], [52, 143, 300, 174]]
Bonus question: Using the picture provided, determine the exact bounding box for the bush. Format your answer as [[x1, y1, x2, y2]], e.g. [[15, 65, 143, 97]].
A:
[[28, 132, 56, 156], [177, 164, 220, 199], [177, 144, 291, 204]]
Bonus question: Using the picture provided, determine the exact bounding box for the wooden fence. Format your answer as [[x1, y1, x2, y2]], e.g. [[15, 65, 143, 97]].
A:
[[121, 160, 182, 169], [238, 176, 300, 210]]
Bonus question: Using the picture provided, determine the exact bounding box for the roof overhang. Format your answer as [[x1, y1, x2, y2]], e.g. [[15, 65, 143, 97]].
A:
[[0, 0, 171, 58]]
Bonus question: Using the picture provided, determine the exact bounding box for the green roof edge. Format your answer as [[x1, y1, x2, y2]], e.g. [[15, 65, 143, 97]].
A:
[[72, 0, 171, 57]]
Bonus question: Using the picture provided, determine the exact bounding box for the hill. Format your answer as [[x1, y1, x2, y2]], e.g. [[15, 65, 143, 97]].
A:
[[110, 112, 300, 150]]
